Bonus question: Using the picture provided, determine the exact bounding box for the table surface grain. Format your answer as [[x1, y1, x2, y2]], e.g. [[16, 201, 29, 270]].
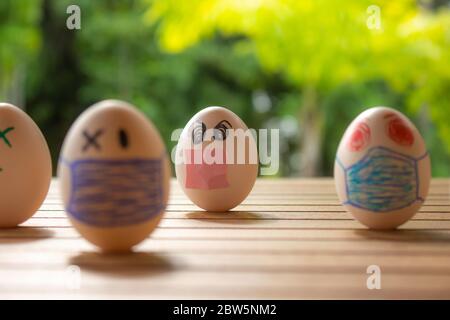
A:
[[1, 178, 450, 299]]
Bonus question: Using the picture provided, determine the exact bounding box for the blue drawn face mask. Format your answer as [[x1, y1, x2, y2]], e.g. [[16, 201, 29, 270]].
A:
[[60, 157, 164, 227], [336, 147, 428, 212]]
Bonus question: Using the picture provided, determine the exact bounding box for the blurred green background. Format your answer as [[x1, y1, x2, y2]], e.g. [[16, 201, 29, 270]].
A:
[[1, 0, 449, 176]]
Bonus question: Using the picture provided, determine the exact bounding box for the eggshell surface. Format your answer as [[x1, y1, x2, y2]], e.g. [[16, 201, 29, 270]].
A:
[[334, 106, 431, 229], [58, 100, 170, 252], [175, 106, 258, 211], [0, 103, 52, 227]]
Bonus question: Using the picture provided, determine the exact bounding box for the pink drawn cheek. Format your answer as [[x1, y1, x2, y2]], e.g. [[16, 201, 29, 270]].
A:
[[347, 122, 371, 152], [184, 149, 230, 190]]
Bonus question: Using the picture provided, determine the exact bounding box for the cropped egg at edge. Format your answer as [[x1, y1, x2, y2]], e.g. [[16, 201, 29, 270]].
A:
[[58, 100, 171, 252], [0, 103, 52, 227], [175, 106, 258, 212], [334, 106, 431, 230]]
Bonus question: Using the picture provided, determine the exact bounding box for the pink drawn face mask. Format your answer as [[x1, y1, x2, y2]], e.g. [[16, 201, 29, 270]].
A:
[[184, 147, 229, 190]]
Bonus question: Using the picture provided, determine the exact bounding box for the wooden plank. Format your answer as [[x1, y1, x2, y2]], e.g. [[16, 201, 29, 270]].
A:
[[30, 211, 450, 221], [1, 178, 449, 299], [1, 270, 450, 300], [2, 237, 450, 254], [17, 218, 450, 230], [2, 251, 450, 272], [36, 204, 450, 213]]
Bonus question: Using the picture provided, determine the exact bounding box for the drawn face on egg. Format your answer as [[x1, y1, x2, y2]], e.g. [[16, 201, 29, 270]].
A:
[[334, 106, 431, 229], [0, 126, 14, 147], [176, 107, 258, 212], [0, 103, 52, 227], [78, 127, 133, 154], [184, 118, 234, 190], [0, 126, 15, 172], [58, 100, 169, 236], [344, 109, 421, 154]]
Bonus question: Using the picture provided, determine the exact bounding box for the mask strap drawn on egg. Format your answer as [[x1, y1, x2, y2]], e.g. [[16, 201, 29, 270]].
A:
[[336, 146, 429, 213], [58, 152, 167, 227]]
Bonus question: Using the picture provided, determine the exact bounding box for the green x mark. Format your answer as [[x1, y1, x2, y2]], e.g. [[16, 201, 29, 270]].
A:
[[0, 127, 15, 148]]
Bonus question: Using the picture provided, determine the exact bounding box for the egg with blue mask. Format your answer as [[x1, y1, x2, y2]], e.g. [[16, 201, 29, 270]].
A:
[[58, 100, 171, 252], [334, 106, 431, 230]]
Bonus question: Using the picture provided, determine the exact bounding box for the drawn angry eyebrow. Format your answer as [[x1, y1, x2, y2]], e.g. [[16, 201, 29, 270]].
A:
[[192, 121, 206, 144], [215, 120, 232, 129], [213, 120, 232, 140], [0, 127, 15, 148]]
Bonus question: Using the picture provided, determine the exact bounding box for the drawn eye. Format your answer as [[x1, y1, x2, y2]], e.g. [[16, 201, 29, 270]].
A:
[[119, 129, 129, 149], [82, 128, 104, 152], [213, 120, 232, 141], [192, 121, 206, 144], [0, 127, 15, 148]]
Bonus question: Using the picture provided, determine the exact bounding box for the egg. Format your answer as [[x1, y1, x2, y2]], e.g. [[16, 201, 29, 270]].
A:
[[0, 103, 52, 227], [334, 106, 431, 230], [175, 106, 258, 211], [58, 100, 170, 252]]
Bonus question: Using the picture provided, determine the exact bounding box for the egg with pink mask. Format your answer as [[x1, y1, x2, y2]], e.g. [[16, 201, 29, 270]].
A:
[[334, 106, 431, 230], [175, 106, 258, 211]]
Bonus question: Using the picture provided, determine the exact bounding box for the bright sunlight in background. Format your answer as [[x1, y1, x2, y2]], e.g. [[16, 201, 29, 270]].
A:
[[1, 0, 450, 176]]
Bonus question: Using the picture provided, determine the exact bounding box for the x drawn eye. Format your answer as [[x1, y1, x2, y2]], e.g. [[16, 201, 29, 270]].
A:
[[213, 120, 232, 141], [0, 127, 15, 148], [82, 128, 104, 152], [192, 121, 206, 144]]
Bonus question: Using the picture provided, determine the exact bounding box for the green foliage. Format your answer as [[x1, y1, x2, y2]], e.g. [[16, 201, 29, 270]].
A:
[[69, 0, 267, 153], [0, 0, 42, 91], [1, 0, 449, 176], [19, 0, 273, 172], [148, 0, 450, 175]]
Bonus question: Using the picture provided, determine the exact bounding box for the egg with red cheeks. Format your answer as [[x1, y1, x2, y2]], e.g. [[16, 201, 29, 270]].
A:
[[175, 106, 258, 211], [334, 106, 431, 230]]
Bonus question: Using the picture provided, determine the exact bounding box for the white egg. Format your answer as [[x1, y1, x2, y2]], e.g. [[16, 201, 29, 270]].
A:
[[334, 106, 431, 229], [58, 100, 171, 252], [175, 106, 258, 211], [0, 103, 52, 227]]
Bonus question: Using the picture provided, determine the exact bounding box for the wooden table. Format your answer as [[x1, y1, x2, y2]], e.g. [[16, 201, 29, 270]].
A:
[[1, 178, 450, 299]]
